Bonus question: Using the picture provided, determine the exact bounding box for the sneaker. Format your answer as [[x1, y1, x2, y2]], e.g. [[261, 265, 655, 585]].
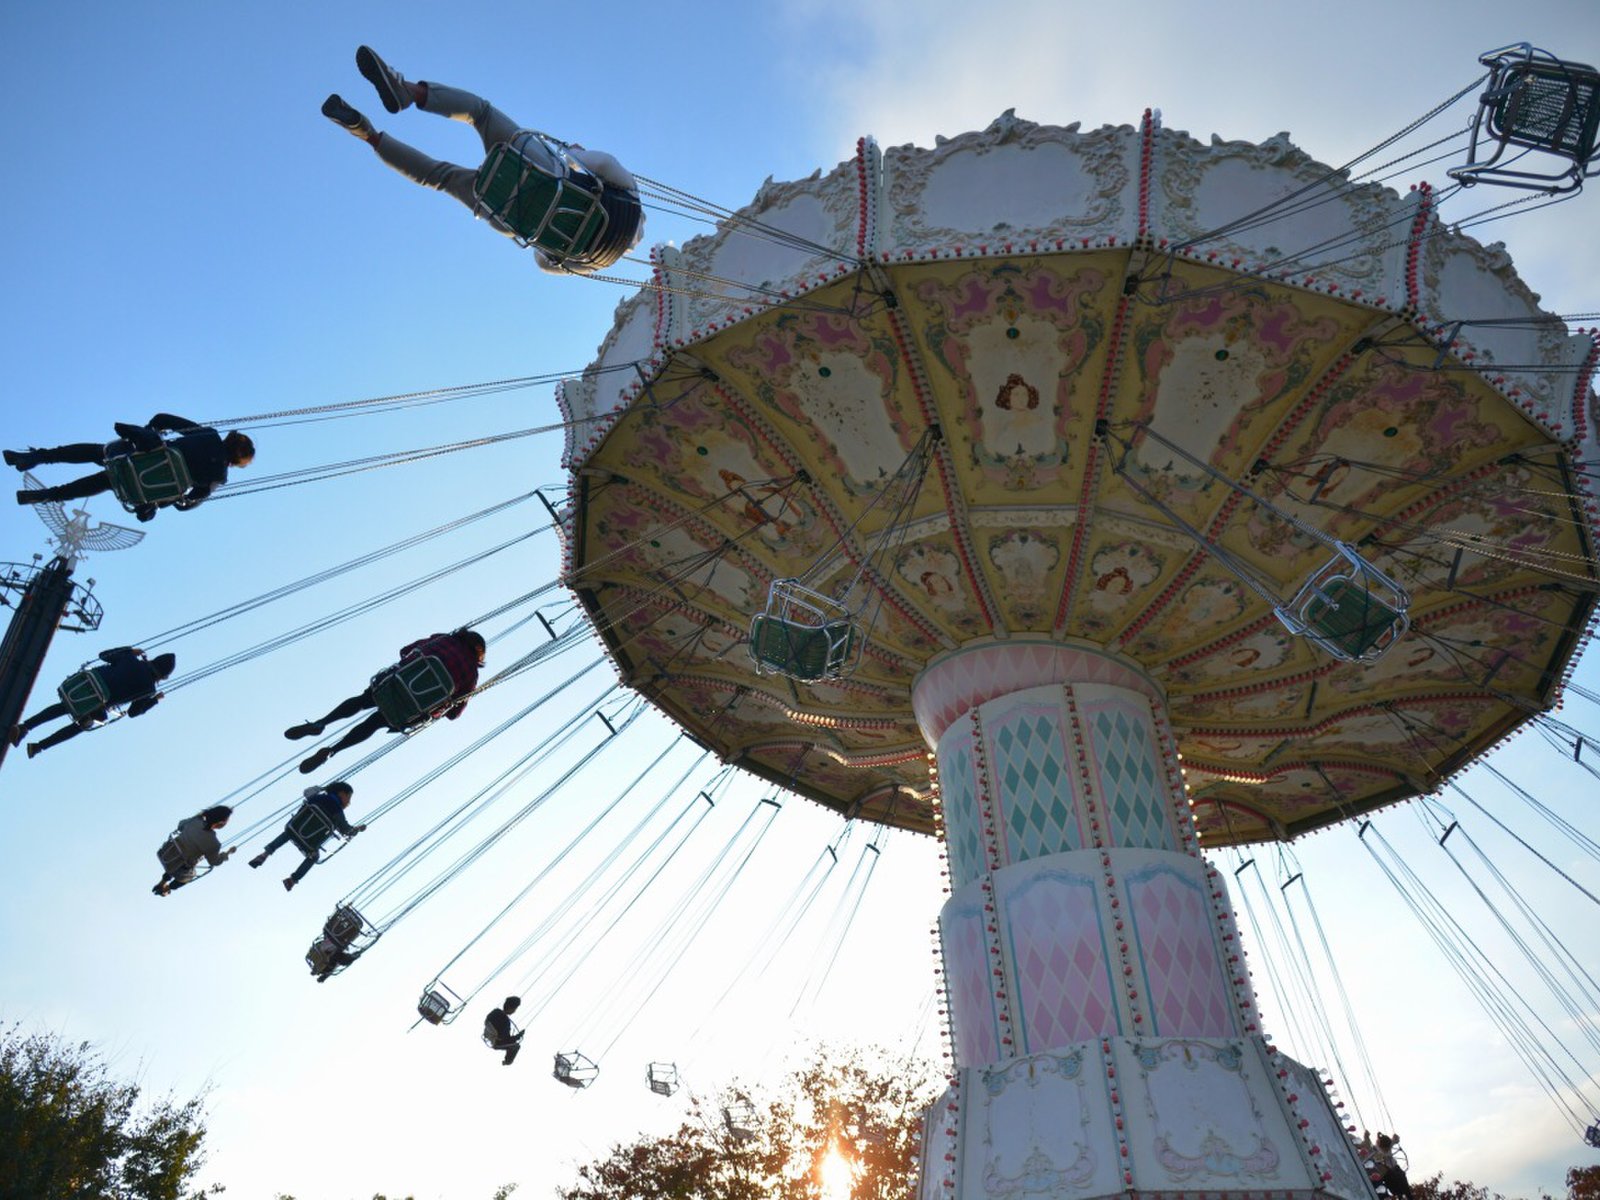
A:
[[25, 743, 40, 759], [282, 877, 297, 892], [248, 853, 267, 869], [7, 725, 22, 748], [17, 490, 42, 506], [299, 748, 332, 775], [152, 881, 171, 897], [356, 45, 412, 113], [284, 720, 325, 740], [320, 94, 374, 139]]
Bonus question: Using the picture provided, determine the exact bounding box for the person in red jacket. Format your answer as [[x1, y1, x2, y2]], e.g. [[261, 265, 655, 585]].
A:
[[285, 629, 485, 774]]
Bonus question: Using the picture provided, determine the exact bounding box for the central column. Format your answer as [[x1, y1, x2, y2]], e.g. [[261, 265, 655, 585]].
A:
[[909, 640, 1372, 1200]]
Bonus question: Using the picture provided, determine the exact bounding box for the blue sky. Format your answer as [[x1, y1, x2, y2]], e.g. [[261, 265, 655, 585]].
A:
[[1, 3, 1597, 1198]]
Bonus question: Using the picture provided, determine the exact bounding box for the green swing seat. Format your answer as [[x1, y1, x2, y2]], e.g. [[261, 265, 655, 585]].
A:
[[371, 654, 457, 730], [285, 804, 338, 857], [748, 579, 861, 682], [105, 445, 194, 511], [473, 134, 640, 270], [1278, 547, 1410, 664], [58, 668, 112, 722]]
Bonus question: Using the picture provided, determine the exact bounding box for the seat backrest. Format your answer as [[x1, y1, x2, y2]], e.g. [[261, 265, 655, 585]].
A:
[[105, 445, 194, 508], [58, 668, 112, 721], [473, 139, 611, 260], [156, 834, 190, 874], [371, 654, 457, 729], [286, 803, 335, 855]]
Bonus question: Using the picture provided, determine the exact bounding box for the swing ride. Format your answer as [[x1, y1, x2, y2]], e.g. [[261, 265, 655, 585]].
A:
[[6, 37, 1599, 1190], [547, 58, 1600, 1200]]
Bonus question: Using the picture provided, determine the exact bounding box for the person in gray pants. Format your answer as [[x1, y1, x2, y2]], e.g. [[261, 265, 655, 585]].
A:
[[322, 46, 642, 273]]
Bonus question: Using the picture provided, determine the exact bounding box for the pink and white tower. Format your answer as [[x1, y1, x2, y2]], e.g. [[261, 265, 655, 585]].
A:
[[913, 641, 1369, 1200]]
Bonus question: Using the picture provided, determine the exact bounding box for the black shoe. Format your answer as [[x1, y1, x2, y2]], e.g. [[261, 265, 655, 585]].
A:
[[284, 720, 325, 740], [7, 725, 22, 748], [17, 490, 42, 506], [283, 877, 297, 892], [356, 45, 412, 113], [3, 450, 37, 470], [152, 882, 170, 897], [248, 852, 267, 869], [320, 93, 374, 137], [299, 748, 332, 775], [25, 743, 41, 759]]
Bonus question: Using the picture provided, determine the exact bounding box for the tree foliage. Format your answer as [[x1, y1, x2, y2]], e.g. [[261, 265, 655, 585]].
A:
[[0, 1024, 212, 1200], [557, 1045, 940, 1200], [1568, 1166, 1600, 1200]]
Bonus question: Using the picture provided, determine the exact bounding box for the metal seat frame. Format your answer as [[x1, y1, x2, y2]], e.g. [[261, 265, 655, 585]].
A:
[[417, 981, 465, 1026], [1451, 43, 1600, 192], [553, 1050, 599, 1089], [1275, 544, 1410, 664], [646, 1061, 679, 1097], [748, 579, 862, 682], [105, 444, 195, 513]]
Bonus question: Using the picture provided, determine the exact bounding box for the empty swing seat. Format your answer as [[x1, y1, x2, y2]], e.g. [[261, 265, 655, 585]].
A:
[[723, 1096, 757, 1142], [474, 134, 641, 272], [748, 580, 861, 682], [371, 655, 457, 730], [419, 992, 457, 1030], [105, 445, 195, 511], [1277, 547, 1410, 663], [1450, 44, 1600, 191], [57, 668, 112, 722], [647, 1062, 679, 1097], [553, 1051, 599, 1089]]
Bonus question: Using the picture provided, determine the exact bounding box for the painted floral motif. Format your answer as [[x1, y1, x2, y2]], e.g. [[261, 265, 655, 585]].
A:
[[722, 311, 912, 496], [915, 264, 1106, 490], [894, 542, 984, 634], [1165, 625, 1295, 684], [1124, 284, 1341, 515], [988, 529, 1061, 626], [1077, 541, 1166, 636]]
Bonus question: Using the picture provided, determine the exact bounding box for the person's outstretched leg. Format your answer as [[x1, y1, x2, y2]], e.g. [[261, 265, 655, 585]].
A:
[[286, 688, 376, 739], [18, 701, 70, 735], [17, 471, 114, 506], [249, 830, 294, 868], [5, 443, 107, 471], [299, 711, 387, 774], [27, 722, 87, 757], [288, 854, 317, 884]]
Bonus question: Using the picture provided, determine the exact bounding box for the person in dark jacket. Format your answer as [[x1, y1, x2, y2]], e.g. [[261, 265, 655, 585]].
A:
[[248, 782, 367, 891], [11, 647, 177, 758], [8, 413, 254, 520], [285, 629, 485, 774], [483, 996, 523, 1065], [153, 806, 236, 896]]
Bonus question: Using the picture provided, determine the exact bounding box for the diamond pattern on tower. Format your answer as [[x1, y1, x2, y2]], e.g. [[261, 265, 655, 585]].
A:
[[988, 704, 1080, 864], [1003, 870, 1116, 1048], [940, 733, 985, 888], [942, 906, 1001, 1064], [1086, 701, 1174, 851], [1126, 867, 1234, 1036]]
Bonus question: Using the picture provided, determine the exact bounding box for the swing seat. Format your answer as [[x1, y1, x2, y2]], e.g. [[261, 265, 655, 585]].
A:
[[371, 654, 457, 730], [723, 1096, 757, 1142], [105, 445, 194, 511], [322, 902, 372, 949], [474, 135, 640, 271], [417, 985, 461, 1026], [483, 1016, 522, 1049], [553, 1050, 598, 1089], [647, 1062, 679, 1096], [57, 668, 112, 722], [286, 804, 337, 857], [748, 580, 861, 682], [1450, 44, 1600, 192], [156, 834, 191, 876], [1277, 547, 1410, 663], [306, 935, 349, 979]]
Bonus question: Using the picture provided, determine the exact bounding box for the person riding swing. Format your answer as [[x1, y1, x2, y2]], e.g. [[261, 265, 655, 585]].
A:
[[284, 629, 486, 774], [9, 413, 254, 522], [320, 46, 643, 274], [248, 782, 367, 892], [11, 647, 177, 758]]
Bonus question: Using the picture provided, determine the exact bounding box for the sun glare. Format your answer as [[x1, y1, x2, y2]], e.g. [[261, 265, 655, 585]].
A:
[[817, 1140, 860, 1200]]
